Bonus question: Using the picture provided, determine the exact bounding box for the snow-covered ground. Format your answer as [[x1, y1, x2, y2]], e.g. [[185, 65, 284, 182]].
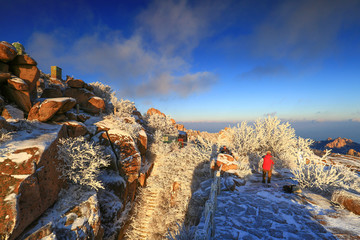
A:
[[202, 171, 360, 239]]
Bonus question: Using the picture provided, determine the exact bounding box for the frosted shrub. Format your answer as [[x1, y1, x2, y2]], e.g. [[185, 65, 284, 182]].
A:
[[103, 114, 142, 140], [57, 136, 110, 190], [291, 150, 360, 194], [112, 97, 136, 118], [0, 128, 12, 143], [220, 116, 313, 170], [90, 82, 114, 113], [166, 223, 196, 240], [146, 113, 178, 136]]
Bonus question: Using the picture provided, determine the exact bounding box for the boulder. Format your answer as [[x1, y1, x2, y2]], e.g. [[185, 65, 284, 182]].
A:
[[136, 128, 147, 161], [0, 95, 4, 113], [2, 85, 31, 112], [1, 105, 24, 119], [0, 62, 9, 73], [0, 124, 69, 240], [64, 87, 95, 106], [36, 78, 45, 90], [50, 114, 67, 122], [66, 78, 85, 88], [64, 112, 78, 121], [0, 41, 17, 62], [0, 72, 11, 84], [211, 153, 238, 172], [147, 107, 166, 117], [0, 116, 17, 131], [9, 65, 40, 99], [7, 76, 29, 91], [28, 97, 76, 122], [10, 55, 37, 66], [62, 121, 89, 138], [83, 96, 105, 114], [332, 190, 360, 215], [40, 87, 63, 98]]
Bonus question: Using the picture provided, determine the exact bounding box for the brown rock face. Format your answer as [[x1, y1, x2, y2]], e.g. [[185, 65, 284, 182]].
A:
[[332, 190, 360, 215], [40, 87, 63, 98], [9, 65, 40, 100], [0, 116, 17, 131], [62, 121, 89, 137], [211, 153, 238, 172], [136, 129, 147, 161], [0, 41, 17, 62], [2, 85, 31, 112], [0, 125, 69, 240], [0, 62, 9, 72], [10, 55, 37, 66], [28, 98, 76, 122], [147, 107, 166, 117], [326, 137, 353, 149], [0, 96, 4, 113], [0, 72, 11, 84], [66, 78, 85, 88], [7, 76, 29, 91], [83, 96, 105, 114], [64, 87, 95, 106]]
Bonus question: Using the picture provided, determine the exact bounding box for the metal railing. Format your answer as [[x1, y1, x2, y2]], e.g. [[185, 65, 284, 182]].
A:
[[194, 165, 222, 240]]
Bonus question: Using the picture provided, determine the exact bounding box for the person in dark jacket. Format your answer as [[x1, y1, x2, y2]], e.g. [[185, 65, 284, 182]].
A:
[[262, 151, 274, 183]]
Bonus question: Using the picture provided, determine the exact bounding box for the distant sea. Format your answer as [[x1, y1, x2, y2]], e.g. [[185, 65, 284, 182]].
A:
[[180, 121, 360, 143]]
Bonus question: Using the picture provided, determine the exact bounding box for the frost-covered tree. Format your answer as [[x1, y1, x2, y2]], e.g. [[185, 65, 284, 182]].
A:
[[102, 114, 142, 140], [57, 136, 111, 190], [219, 116, 313, 170], [291, 150, 360, 194], [112, 97, 136, 118], [146, 113, 178, 136]]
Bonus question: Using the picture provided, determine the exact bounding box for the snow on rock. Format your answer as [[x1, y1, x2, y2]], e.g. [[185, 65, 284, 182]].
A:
[[211, 153, 238, 172], [27, 97, 76, 122], [1, 105, 24, 120], [332, 189, 360, 215], [19, 185, 104, 240], [0, 123, 74, 240]]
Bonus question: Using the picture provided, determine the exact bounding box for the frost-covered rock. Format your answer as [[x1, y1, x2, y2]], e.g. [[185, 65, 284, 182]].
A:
[[83, 96, 105, 114], [1, 104, 24, 119], [28, 97, 76, 122], [0, 124, 68, 240], [0, 41, 17, 62], [332, 190, 360, 215], [9, 64, 40, 100], [66, 78, 85, 88], [40, 87, 63, 98], [212, 153, 238, 172]]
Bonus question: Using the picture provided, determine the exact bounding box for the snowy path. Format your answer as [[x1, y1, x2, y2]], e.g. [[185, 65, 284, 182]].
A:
[[213, 172, 339, 239], [125, 160, 162, 240]]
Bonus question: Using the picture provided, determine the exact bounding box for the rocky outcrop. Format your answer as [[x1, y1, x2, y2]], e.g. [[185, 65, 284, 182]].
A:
[[9, 64, 40, 100], [211, 153, 238, 172], [28, 97, 76, 122], [147, 107, 166, 117], [0, 72, 10, 83], [332, 190, 360, 215], [2, 76, 32, 113], [66, 78, 85, 88], [312, 137, 360, 155], [1, 105, 24, 119], [40, 87, 63, 98], [0, 124, 69, 240], [10, 55, 37, 66], [0, 41, 17, 62], [64, 88, 104, 114], [0, 116, 16, 131]]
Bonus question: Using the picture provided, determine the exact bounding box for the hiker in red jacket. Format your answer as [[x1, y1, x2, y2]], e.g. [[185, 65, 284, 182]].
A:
[[262, 151, 275, 183]]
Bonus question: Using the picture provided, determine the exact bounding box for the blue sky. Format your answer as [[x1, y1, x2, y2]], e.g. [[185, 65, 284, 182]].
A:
[[3, 0, 360, 139]]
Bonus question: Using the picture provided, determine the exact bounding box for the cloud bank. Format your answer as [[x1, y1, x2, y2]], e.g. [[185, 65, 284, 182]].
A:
[[27, 0, 225, 98]]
